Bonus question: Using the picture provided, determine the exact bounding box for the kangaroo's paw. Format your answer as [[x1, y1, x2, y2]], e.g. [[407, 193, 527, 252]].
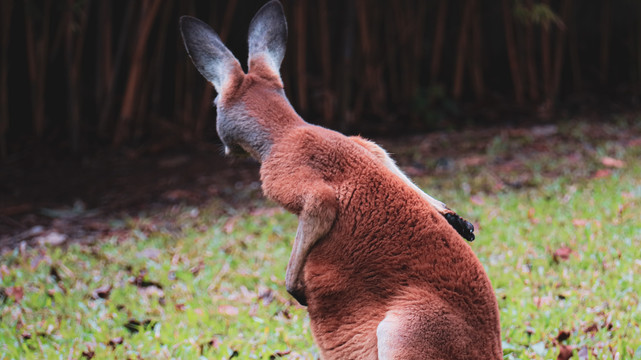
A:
[[443, 212, 475, 242], [285, 186, 337, 306]]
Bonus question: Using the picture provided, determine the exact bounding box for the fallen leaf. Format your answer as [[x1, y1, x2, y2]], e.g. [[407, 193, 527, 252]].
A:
[[138, 248, 163, 261], [270, 349, 292, 359], [250, 207, 283, 217], [557, 330, 571, 342], [627, 137, 641, 147], [592, 169, 612, 179], [81, 349, 95, 359], [218, 305, 239, 316], [6, 286, 24, 303], [108, 337, 124, 348], [35, 231, 67, 246], [572, 219, 589, 227], [553, 246, 573, 262], [470, 195, 485, 206], [138, 285, 164, 298], [258, 288, 275, 306], [200, 337, 222, 354], [601, 157, 625, 168], [91, 285, 112, 300], [528, 208, 540, 224], [223, 216, 239, 234], [0, 264, 9, 279], [533, 295, 554, 308], [162, 189, 195, 201], [577, 346, 589, 360], [460, 155, 486, 166], [557, 344, 574, 360], [175, 303, 186, 312], [124, 319, 153, 333], [584, 323, 599, 333]]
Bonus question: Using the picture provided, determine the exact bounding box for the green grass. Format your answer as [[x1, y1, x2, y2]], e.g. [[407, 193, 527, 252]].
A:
[[2, 121, 641, 359]]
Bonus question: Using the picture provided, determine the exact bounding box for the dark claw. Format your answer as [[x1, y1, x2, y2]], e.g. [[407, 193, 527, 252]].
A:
[[287, 287, 308, 307], [443, 212, 475, 242]]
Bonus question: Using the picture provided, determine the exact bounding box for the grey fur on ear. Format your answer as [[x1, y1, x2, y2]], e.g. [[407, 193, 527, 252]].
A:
[[180, 16, 241, 92], [247, 0, 288, 73]]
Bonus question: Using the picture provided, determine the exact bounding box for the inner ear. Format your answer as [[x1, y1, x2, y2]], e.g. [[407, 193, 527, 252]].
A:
[[247, 0, 288, 75], [180, 16, 242, 93]]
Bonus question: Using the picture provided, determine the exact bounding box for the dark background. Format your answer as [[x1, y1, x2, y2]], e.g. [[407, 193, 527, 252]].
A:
[[1, 0, 640, 157], [2, 0, 641, 245]]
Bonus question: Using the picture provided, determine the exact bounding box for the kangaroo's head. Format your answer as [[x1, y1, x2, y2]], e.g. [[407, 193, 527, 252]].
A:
[[180, 0, 301, 161]]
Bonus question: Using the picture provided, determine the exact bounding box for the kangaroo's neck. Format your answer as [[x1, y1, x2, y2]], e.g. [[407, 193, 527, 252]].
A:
[[218, 75, 306, 162]]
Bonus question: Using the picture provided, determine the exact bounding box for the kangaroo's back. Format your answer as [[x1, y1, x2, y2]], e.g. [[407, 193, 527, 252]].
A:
[[180, 1, 501, 358]]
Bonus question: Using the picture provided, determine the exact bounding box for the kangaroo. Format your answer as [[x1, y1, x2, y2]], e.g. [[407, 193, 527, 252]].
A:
[[180, 1, 501, 358]]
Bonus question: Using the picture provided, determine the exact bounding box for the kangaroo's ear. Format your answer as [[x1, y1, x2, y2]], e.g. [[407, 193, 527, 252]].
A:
[[247, 0, 288, 75], [180, 16, 241, 93]]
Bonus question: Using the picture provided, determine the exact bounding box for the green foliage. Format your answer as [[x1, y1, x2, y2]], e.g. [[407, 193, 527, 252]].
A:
[[513, 0, 564, 28], [1, 122, 641, 359], [413, 84, 459, 129]]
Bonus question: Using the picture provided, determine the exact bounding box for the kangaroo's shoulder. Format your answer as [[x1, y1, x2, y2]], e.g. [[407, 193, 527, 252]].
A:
[[266, 125, 377, 170]]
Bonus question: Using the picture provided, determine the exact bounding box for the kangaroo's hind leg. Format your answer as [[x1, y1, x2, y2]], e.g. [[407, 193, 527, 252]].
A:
[[376, 298, 478, 360]]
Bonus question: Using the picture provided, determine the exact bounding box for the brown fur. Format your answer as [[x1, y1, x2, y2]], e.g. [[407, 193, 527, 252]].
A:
[[180, 2, 501, 358]]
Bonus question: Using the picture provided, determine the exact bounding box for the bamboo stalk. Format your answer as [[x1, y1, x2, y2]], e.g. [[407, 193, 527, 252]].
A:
[[140, 1, 173, 140], [65, 0, 91, 152], [96, 1, 112, 107], [524, 0, 538, 101], [0, 0, 13, 157], [430, 0, 448, 83], [470, 0, 485, 100], [295, 0, 308, 112], [24, 0, 52, 138], [98, 1, 136, 138], [318, 0, 334, 126], [453, 0, 475, 100], [502, 0, 524, 105], [549, 0, 571, 102], [599, 0, 611, 85], [151, 2, 173, 122], [115, 0, 162, 146], [339, 0, 355, 131], [638, 3, 641, 91], [411, 1, 428, 102], [356, 0, 383, 114], [541, 0, 552, 99], [567, 0, 581, 92], [384, 11, 399, 105]]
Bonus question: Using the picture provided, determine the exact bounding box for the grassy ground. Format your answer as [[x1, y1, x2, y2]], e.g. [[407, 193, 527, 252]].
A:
[[1, 119, 641, 359]]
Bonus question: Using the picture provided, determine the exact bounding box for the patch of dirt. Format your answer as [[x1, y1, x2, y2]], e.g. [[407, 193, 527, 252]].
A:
[[1, 144, 261, 249]]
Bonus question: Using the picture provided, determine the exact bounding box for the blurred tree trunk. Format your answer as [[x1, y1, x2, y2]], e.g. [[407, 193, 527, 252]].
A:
[[470, 2, 485, 100], [502, 0, 524, 105], [295, 0, 308, 113], [64, 0, 90, 152], [524, 0, 539, 101], [318, 0, 334, 126], [24, 0, 52, 138], [114, 0, 162, 146], [550, 0, 571, 103], [600, 0, 611, 86], [0, 0, 13, 157], [453, 0, 475, 100], [430, 0, 448, 84]]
